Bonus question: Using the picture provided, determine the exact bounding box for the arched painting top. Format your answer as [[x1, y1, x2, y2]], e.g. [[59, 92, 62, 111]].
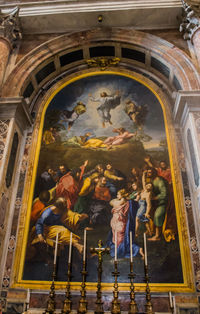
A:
[[14, 71, 194, 292], [2, 28, 200, 99]]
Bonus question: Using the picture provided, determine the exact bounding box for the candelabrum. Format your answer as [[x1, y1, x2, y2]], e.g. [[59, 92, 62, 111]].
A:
[[78, 261, 88, 314], [90, 240, 110, 314], [61, 263, 72, 314], [170, 302, 174, 314], [111, 260, 121, 314], [128, 261, 138, 314], [144, 265, 153, 314], [44, 264, 56, 314]]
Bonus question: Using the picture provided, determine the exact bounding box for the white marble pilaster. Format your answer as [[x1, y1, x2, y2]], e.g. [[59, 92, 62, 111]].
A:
[[173, 90, 200, 252], [0, 97, 32, 289]]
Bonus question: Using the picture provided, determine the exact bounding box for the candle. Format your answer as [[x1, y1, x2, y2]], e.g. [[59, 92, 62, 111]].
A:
[[26, 288, 30, 303], [143, 233, 148, 266], [68, 232, 72, 264], [173, 295, 176, 314], [83, 229, 87, 261], [168, 291, 173, 308], [54, 233, 59, 265], [130, 231, 133, 263], [115, 231, 117, 261]]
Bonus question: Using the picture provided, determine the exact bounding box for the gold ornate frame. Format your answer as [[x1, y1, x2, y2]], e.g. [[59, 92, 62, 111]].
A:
[[12, 69, 194, 292]]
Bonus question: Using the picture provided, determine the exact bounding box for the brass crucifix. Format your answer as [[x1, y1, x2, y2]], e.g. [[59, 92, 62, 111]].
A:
[[90, 240, 110, 314]]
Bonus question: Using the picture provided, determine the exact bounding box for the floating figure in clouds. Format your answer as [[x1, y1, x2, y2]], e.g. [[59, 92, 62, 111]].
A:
[[60, 102, 86, 131], [89, 90, 121, 128], [124, 100, 148, 131], [43, 127, 55, 145]]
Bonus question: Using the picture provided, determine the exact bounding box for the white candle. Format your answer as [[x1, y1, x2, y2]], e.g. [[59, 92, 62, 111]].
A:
[[83, 229, 87, 261], [115, 231, 117, 261], [54, 233, 59, 265], [26, 288, 30, 303], [173, 296, 176, 314], [168, 291, 173, 308], [130, 231, 133, 263], [143, 233, 148, 266], [68, 232, 72, 264]]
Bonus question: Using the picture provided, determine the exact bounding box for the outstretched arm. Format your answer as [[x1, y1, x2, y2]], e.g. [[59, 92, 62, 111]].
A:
[[142, 171, 147, 190]]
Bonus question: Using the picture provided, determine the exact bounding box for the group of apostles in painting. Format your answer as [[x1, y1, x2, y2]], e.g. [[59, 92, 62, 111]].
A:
[[30, 154, 176, 261]]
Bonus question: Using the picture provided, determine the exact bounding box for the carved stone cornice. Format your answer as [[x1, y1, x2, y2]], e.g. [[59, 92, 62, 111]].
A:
[[0, 1, 182, 34], [179, 0, 200, 40], [0, 7, 22, 48], [184, 0, 200, 14], [0, 97, 32, 131]]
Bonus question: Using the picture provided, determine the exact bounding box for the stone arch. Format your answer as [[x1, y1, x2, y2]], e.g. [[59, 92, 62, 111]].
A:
[[3, 28, 196, 293], [2, 28, 200, 107]]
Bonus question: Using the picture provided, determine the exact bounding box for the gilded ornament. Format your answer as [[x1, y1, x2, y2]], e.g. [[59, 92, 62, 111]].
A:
[[86, 57, 120, 70]]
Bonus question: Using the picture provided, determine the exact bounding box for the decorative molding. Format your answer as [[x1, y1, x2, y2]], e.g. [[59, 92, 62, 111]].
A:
[[180, 0, 200, 40], [184, 0, 200, 14], [0, 7, 22, 48], [0, 1, 182, 15], [86, 57, 120, 70], [0, 1, 182, 34], [0, 97, 32, 132]]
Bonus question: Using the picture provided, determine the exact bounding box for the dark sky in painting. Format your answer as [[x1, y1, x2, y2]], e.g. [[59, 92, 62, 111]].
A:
[[46, 74, 166, 148]]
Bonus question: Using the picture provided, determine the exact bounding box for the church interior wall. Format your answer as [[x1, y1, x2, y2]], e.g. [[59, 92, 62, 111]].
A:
[[0, 2, 200, 313]]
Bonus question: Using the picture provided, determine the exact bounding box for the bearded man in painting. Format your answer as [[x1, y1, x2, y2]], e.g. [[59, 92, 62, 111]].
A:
[[145, 167, 168, 241], [56, 160, 88, 210], [89, 90, 121, 128]]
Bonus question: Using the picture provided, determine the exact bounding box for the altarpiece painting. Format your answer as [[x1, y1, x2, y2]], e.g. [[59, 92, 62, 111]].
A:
[[14, 72, 193, 291]]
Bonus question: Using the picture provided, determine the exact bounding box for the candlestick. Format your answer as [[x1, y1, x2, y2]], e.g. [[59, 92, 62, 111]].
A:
[[115, 231, 117, 261], [83, 229, 87, 262], [128, 259, 138, 313], [68, 232, 72, 264], [44, 264, 56, 313], [78, 261, 88, 314], [144, 264, 153, 314], [143, 233, 148, 266], [130, 231, 133, 263], [61, 260, 72, 314], [53, 233, 59, 265], [111, 259, 120, 314], [90, 240, 110, 314]]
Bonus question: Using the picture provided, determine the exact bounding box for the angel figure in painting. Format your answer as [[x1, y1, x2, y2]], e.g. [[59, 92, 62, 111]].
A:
[[89, 90, 121, 127], [43, 127, 55, 145], [124, 100, 148, 132], [60, 101, 86, 130]]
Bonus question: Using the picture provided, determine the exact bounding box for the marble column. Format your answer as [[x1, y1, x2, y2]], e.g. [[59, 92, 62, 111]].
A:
[[173, 91, 200, 253], [0, 7, 22, 88], [0, 38, 12, 87], [191, 27, 200, 65], [0, 97, 32, 291]]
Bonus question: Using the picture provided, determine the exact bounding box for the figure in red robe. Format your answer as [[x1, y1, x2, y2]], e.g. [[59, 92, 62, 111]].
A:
[[56, 160, 88, 210]]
